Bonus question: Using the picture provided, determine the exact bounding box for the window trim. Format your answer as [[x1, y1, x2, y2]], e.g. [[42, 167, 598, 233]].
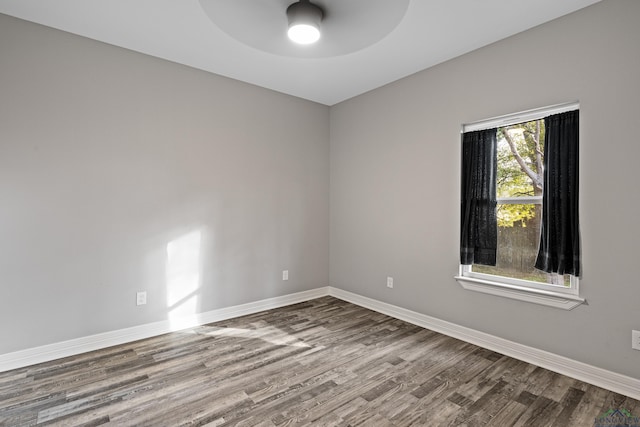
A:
[[455, 268, 585, 310], [457, 101, 585, 310], [498, 195, 541, 205], [463, 101, 579, 132], [461, 265, 579, 296]]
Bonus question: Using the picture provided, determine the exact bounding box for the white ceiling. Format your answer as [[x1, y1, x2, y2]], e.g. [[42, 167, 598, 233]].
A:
[[0, 0, 601, 106]]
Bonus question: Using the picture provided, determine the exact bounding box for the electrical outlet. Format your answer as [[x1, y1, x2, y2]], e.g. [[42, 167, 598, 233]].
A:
[[633, 330, 640, 350], [136, 291, 147, 306], [282, 270, 289, 281], [387, 277, 393, 288]]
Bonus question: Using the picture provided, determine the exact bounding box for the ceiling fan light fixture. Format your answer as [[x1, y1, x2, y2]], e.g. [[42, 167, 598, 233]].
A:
[[286, 0, 323, 45]]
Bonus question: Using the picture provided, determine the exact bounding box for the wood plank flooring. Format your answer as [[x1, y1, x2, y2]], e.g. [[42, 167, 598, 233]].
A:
[[1, 296, 638, 426]]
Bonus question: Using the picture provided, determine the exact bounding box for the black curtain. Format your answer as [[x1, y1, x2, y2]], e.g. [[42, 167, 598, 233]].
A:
[[535, 110, 581, 277], [460, 128, 497, 266]]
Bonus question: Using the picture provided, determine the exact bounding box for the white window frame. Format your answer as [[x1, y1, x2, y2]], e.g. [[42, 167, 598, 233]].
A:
[[455, 101, 585, 310]]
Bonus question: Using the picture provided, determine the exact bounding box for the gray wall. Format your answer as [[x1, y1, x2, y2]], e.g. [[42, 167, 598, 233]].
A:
[[0, 14, 329, 354], [330, 0, 640, 380], [2, 0, 639, 383]]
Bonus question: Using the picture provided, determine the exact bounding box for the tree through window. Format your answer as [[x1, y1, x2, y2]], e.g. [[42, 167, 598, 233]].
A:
[[473, 119, 569, 286], [457, 103, 582, 308]]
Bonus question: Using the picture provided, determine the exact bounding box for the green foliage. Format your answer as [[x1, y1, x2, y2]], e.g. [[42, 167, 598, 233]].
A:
[[497, 204, 535, 228], [496, 120, 545, 227]]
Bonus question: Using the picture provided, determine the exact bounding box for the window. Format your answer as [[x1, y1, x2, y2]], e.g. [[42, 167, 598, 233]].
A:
[[455, 103, 584, 310]]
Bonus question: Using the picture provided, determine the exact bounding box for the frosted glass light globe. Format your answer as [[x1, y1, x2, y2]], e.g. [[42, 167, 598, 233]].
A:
[[288, 23, 321, 44]]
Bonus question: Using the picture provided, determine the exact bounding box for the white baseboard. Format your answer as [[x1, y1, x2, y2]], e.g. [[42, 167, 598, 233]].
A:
[[2, 285, 638, 401], [0, 287, 330, 373], [328, 287, 640, 401]]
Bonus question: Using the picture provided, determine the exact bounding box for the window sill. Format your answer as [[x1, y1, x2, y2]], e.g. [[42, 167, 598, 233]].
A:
[[454, 275, 585, 310]]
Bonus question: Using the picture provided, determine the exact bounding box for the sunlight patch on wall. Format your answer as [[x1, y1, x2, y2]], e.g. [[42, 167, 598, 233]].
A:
[[166, 230, 202, 330]]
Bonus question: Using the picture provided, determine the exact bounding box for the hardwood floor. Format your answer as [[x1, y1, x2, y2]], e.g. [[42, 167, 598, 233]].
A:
[[1, 296, 638, 426]]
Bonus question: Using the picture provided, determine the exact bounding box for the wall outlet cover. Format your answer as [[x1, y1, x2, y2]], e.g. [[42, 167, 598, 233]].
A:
[[136, 291, 147, 306]]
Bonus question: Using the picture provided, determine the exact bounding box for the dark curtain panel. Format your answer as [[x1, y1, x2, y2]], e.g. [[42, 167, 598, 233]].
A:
[[535, 110, 581, 277], [460, 128, 497, 266]]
